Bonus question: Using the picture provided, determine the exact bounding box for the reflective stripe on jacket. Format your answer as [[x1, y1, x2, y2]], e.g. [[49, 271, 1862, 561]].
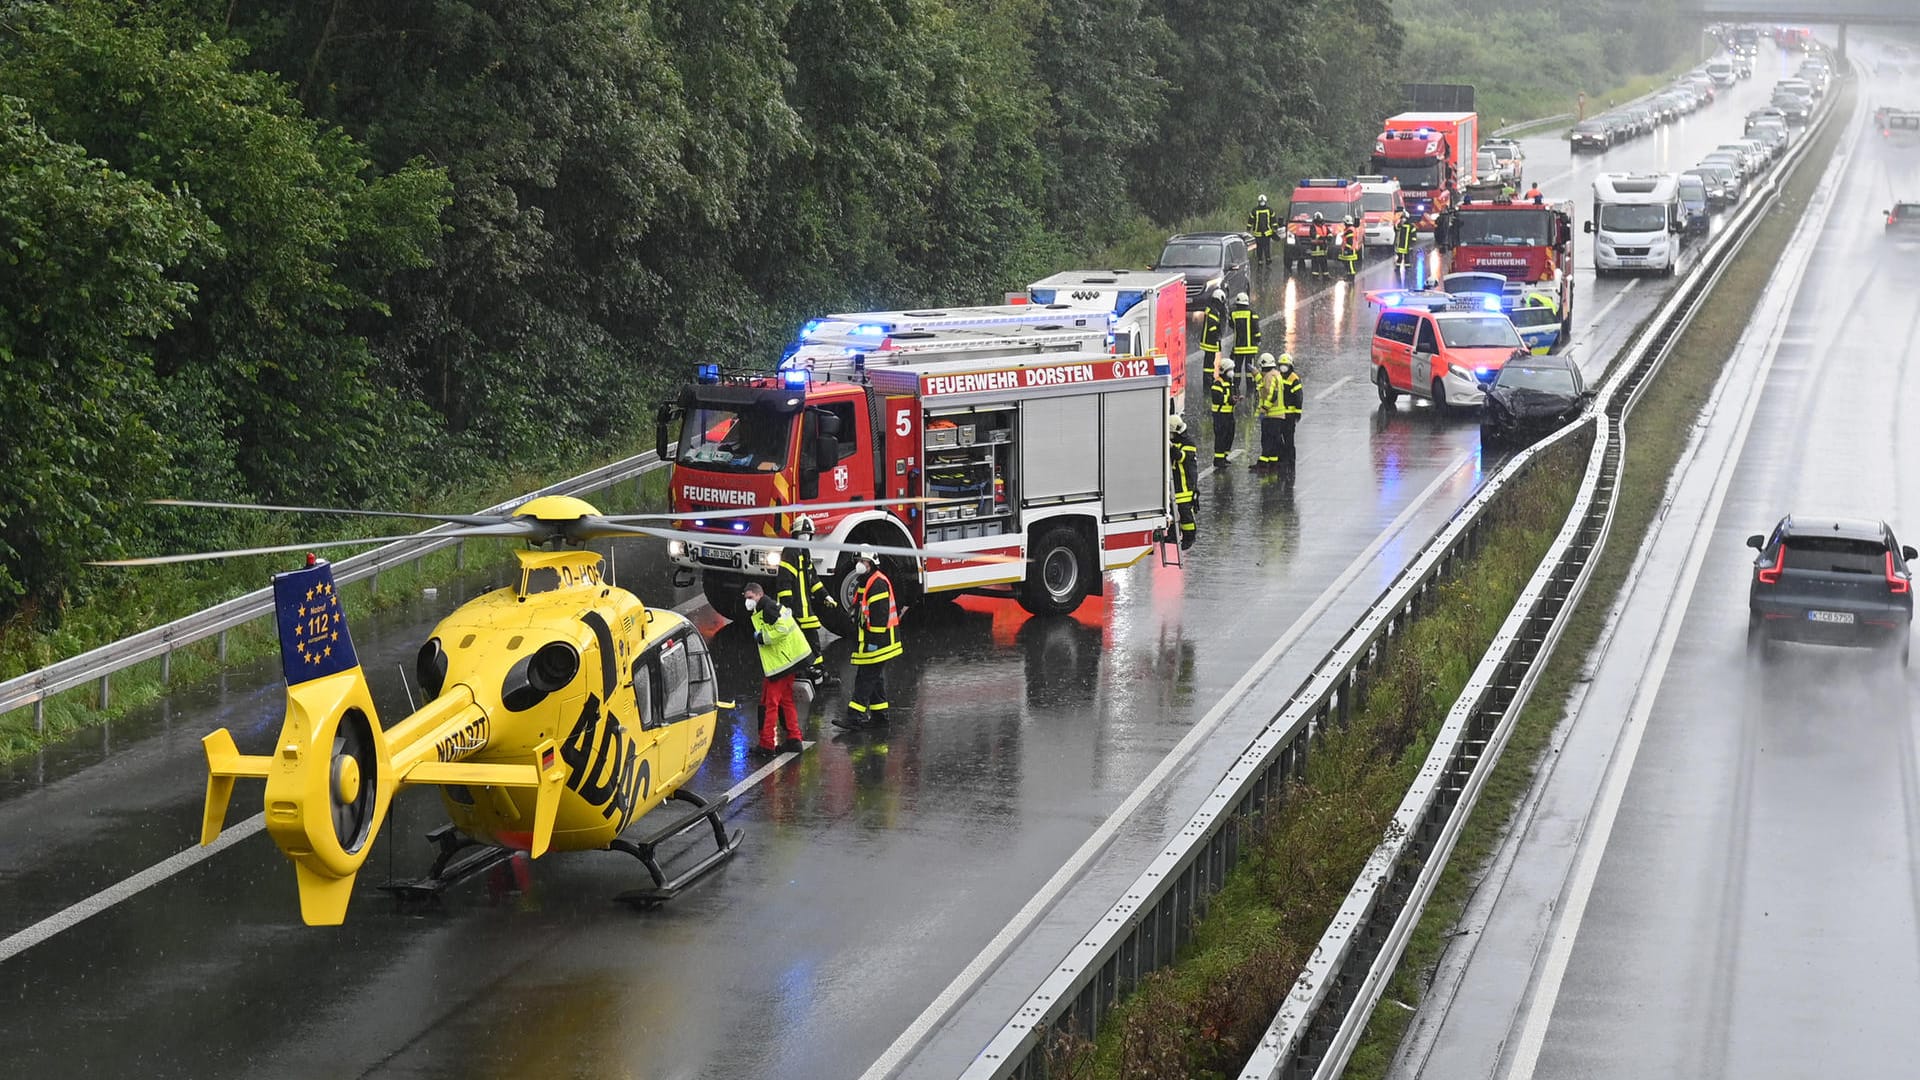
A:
[[1247, 206, 1275, 236], [1200, 306, 1223, 353], [1208, 372, 1235, 414], [1230, 307, 1260, 355], [1170, 435, 1198, 505], [853, 571, 902, 664], [777, 549, 830, 630], [753, 604, 813, 678]]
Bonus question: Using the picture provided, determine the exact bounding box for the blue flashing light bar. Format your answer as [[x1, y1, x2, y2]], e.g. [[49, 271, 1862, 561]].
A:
[[1480, 296, 1502, 312], [1028, 289, 1057, 305], [695, 363, 721, 384], [782, 368, 808, 388]]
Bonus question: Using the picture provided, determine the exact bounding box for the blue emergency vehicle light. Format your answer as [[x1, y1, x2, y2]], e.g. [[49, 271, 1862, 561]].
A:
[[1029, 289, 1057, 305], [1113, 289, 1144, 316], [800, 318, 825, 338], [782, 368, 808, 389], [696, 363, 721, 384], [1481, 296, 1503, 311], [1380, 292, 1404, 306], [853, 324, 887, 338]]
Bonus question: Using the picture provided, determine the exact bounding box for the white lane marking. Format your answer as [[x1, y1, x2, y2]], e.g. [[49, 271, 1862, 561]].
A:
[[0, 740, 806, 965], [0, 814, 266, 963], [1314, 375, 1356, 401], [858, 447, 1479, 1080], [723, 743, 807, 801], [1585, 279, 1641, 329], [1504, 97, 1852, 1077], [1196, 448, 1243, 482]]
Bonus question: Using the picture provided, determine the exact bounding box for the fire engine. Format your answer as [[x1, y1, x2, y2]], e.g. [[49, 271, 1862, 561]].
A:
[[1435, 191, 1576, 348], [1371, 112, 1479, 230], [655, 344, 1176, 629], [791, 269, 1189, 411]]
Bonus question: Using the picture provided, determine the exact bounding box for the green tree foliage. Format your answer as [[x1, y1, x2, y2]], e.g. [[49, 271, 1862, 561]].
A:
[[2, 0, 1411, 630], [1396, 0, 1690, 127], [0, 97, 205, 613]]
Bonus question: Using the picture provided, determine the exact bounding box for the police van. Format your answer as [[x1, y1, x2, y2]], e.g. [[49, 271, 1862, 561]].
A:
[[1584, 173, 1683, 276]]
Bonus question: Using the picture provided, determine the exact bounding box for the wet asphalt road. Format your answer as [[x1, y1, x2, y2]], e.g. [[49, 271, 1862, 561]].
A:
[[0, 65, 1800, 1080], [1396, 45, 1920, 1080]]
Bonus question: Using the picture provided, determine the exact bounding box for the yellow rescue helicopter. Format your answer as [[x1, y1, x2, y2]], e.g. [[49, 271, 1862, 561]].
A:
[[97, 494, 994, 925]]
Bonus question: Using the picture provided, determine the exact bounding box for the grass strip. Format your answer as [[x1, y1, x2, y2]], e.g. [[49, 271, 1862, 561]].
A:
[[1339, 80, 1857, 1080], [1045, 433, 1588, 1080], [0, 464, 673, 762]]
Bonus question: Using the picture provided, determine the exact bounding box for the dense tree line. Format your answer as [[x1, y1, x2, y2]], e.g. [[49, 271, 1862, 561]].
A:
[[1, 0, 1402, 623]]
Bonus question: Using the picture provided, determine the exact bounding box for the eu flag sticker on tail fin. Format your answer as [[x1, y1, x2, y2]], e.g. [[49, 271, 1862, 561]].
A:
[[273, 559, 359, 684]]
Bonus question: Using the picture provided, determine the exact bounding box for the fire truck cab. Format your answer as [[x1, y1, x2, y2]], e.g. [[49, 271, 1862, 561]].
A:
[[1372, 112, 1478, 230], [1435, 192, 1577, 347], [658, 348, 1176, 628]]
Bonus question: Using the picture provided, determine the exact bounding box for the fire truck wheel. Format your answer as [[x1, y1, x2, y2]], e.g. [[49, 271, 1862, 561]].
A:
[[703, 572, 750, 624], [1375, 367, 1399, 406], [1019, 525, 1093, 617]]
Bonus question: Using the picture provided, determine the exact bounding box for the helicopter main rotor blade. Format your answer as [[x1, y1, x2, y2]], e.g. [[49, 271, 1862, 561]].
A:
[[598, 497, 942, 524], [596, 524, 1028, 566], [89, 522, 543, 567], [151, 498, 513, 529]]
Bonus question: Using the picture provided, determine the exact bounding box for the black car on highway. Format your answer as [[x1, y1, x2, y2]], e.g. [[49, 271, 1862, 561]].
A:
[[1479, 354, 1590, 450], [1155, 232, 1252, 310], [1570, 120, 1611, 152], [1747, 516, 1916, 664]]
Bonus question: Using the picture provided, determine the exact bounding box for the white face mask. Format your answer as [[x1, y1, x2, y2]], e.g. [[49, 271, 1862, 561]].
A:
[[855, 561, 873, 576]]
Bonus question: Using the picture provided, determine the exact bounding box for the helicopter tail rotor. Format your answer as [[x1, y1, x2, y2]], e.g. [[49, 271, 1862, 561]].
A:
[[197, 557, 567, 925]]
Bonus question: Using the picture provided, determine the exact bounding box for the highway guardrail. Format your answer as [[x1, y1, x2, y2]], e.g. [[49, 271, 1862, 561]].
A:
[[956, 63, 1843, 1080], [0, 449, 674, 729]]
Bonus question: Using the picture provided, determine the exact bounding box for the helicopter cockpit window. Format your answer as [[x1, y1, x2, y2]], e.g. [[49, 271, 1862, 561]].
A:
[[631, 656, 659, 730], [658, 635, 691, 724], [684, 632, 717, 713], [522, 566, 564, 595], [677, 404, 793, 473]]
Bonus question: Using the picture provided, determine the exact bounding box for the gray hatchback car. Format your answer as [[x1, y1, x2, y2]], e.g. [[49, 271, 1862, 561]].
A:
[[1747, 515, 1916, 664]]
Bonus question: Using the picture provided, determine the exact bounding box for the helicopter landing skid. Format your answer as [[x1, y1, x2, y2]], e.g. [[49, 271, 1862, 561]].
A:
[[379, 825, 516, 904], [610, 788, 743, 909]]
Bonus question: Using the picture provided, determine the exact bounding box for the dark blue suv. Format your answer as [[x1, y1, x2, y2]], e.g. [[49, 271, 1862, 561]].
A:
[[1747, 516, 1917, 665]]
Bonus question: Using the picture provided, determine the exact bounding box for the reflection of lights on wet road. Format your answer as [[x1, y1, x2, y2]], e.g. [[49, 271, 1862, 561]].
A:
[[1330, 280, 1350, 334]]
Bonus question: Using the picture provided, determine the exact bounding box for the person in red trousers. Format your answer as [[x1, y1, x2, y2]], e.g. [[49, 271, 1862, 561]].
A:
[[743, 582, 809, 756]]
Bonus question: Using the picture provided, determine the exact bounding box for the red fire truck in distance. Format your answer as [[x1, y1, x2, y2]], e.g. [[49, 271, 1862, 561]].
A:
[[657, 346, 1176, 628], [1371, 112, 1479, 230], [1435, 191, 1576, 345]]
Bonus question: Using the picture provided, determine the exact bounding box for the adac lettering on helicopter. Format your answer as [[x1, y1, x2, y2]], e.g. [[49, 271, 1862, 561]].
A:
[[434, 714, 490, 762], [684, 485, 757, 506], [560, 696, 652, 830]]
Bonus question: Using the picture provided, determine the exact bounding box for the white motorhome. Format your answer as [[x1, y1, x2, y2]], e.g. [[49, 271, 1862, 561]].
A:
[[1584, 172, 1683, 276]]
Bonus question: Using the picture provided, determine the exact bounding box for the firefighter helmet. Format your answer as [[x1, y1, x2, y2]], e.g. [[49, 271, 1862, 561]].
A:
[[791, 514, 816, 539], [1258, 193, 1268, 207], [1343, 215, 1355, 226], [1313, 212, 1325, 223], [1276, 353, 1293, 372], [1258, 353, 1278, 370], [1234, 291, 1250, 307], [1210, 286, 1227, 304], [1217, 357, 1235, 374], [1169, 414, 1188, 435]]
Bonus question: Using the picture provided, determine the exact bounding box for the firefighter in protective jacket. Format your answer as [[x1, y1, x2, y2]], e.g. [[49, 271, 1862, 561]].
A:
[[1199, 288, 1227, 377], [1247, 195, 1276, 267], [1393, 210, 1418, 271], [1169, 415, 1199, 549], [778, 514, 840, 688], [834, 553, 900, 730], [1208, 356, 1238, 464], [1229, 292, 1260, 392]]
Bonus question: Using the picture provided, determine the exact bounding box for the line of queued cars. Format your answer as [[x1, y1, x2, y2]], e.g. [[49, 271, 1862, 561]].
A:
[[1678, 57, 1821, 231], [1570, 69, 1725, 153]]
